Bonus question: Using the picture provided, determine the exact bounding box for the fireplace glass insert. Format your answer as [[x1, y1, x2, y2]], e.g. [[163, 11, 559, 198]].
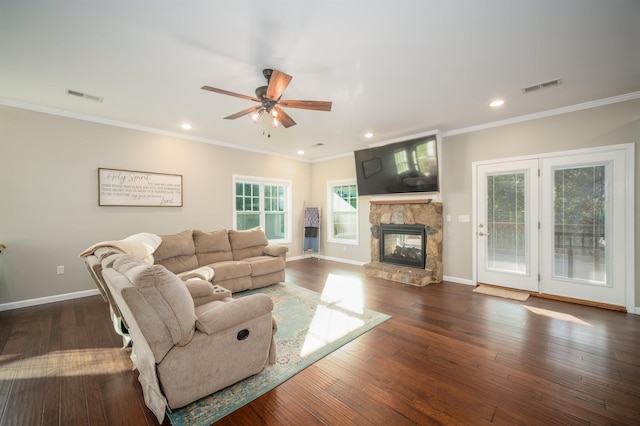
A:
[[379, 224, 427, 268]]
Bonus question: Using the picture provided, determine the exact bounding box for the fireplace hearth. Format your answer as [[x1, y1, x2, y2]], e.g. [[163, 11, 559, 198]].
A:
[[380, 224, 426, 269]]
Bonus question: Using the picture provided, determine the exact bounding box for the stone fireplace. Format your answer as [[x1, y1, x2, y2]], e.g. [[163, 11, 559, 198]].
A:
[[365, 199, 443, 286]]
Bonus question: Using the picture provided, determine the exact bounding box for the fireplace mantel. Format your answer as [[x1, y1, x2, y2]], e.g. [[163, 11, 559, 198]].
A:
[[370, 198, 432, 205], [365, 200, 443, 286]]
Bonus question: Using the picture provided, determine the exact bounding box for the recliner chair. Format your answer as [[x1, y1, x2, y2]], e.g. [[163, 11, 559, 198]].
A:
[[100, 253, 277, 423]]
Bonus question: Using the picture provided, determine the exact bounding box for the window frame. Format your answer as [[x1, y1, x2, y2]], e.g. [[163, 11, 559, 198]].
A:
[[326, 178, 359, 245], [233, 174, 292, 244]]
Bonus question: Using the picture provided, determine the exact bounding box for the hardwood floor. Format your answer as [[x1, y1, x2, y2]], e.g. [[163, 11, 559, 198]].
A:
[[1, 259, 639, 425]]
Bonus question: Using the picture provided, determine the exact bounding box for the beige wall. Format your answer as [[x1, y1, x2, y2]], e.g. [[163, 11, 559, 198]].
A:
[[0, 106, 312, 305], [309, 154, 371, 263]]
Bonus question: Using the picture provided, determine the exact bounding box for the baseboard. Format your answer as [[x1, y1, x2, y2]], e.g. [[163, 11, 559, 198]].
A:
[[287, 254, 365, 266], [443, 275, 474, 286], [319, 255, 365, 266], [0, 288, 101, 312]]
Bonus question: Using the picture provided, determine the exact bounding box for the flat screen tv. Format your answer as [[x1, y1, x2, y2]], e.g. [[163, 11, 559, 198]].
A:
[[354, 134, 439, 196]]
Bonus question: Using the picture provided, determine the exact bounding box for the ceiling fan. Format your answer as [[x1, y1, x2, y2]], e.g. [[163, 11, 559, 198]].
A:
[[201, 69, 332, 128]]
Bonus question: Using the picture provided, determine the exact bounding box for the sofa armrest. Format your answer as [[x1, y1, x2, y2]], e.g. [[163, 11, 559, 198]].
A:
[[183, 279, 213, 299], [263, 244, 288, 257], [184, 280, 231, 307], [177, 266, 215, 282], [195, 294, 274, 335]]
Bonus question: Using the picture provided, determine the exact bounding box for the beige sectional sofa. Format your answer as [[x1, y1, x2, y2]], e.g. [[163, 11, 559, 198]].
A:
[[83, 227, 288, 338], [80, 227, 288, 422], [153, 227, 288, 292]]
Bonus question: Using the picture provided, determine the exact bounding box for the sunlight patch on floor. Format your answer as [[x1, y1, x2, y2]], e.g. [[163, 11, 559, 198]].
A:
[[523, 305, 592, 326], [300, 274, 366, 356], [0, 348, 130, 379], [321, 273, 365, 314]]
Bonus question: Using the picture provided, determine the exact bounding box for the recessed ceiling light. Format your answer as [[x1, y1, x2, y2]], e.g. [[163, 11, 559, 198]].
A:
[[180, 123, 192, 130], [297, 150, 305, 155], [364, 132, 374, 138], [489, 100, 504, 108]]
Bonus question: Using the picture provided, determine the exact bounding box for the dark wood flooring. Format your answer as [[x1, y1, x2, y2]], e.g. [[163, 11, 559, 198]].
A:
[[1, 259, 639, 425]]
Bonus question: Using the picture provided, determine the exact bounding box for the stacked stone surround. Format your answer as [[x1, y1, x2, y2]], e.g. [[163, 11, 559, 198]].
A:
[[365, 199, 443, 286]]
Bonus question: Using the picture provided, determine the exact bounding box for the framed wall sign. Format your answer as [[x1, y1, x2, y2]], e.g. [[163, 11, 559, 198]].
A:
[[98, 168, 183, 207]]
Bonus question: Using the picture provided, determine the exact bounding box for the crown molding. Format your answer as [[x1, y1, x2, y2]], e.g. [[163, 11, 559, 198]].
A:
[[0, 97, 309, 163], [443, 91, 640, 137]]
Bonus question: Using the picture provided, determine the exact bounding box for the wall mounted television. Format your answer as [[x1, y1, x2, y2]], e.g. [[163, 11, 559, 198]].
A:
[[354, 134, 439, 196]]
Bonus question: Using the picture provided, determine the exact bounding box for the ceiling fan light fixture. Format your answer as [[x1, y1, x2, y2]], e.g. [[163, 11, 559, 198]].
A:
[[250, 110, 264, 122], [201, 68, 331, 132]]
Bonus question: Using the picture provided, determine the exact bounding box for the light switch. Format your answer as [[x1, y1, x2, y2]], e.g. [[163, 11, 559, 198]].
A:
[[458, 215, 470, 223], [57, 265, 64, 275]]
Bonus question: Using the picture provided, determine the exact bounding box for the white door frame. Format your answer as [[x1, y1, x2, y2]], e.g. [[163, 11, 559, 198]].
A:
[[472, 143, 635, 312]]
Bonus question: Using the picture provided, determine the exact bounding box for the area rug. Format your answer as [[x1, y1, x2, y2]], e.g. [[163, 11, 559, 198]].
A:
[[473, 284, 530, 301], [166, 281, 391, 425]]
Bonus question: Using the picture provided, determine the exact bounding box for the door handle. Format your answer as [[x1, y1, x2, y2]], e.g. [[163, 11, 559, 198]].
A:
[[478, 232, 489, 236]]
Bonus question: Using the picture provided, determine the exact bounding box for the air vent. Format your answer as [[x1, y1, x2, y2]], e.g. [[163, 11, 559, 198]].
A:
[[66, 89, 104, 102], [522, 78, 561, 94]]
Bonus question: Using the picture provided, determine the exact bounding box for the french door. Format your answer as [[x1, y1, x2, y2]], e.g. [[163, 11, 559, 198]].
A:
[[540, 149, 627, 307], [475, 145, 633, 310], [476, 159, 539, 292]]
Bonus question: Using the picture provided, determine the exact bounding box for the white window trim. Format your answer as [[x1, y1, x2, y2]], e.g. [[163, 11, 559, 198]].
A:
[[326, 178, 359, 245], [232, 174, 292, 244]]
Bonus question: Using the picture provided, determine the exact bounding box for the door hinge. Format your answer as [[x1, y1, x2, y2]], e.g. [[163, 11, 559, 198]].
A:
[[538, 221, 540, 230], [538, 273, 541, 282]]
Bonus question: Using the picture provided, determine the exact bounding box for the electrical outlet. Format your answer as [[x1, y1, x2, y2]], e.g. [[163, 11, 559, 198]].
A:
[[57, 265, 64, 275]]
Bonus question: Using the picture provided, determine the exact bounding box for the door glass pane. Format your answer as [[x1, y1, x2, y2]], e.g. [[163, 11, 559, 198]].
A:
[[553, 165, 606, 283], [486, 172, 527, 274]]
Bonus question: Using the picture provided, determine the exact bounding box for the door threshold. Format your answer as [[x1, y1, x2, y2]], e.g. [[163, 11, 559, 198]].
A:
[[533, 293, 627, 313]]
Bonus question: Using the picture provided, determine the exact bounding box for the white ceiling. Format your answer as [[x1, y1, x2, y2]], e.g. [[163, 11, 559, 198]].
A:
[[1, 1, 639, 161]]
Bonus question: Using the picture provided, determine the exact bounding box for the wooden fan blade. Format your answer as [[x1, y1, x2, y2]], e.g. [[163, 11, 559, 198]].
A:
[[201, 85, 260, 102], [224, 105, 263, 120], [266, 70, 292, 100], [273, 106, 296, 128], [279, 100, 332, 111]]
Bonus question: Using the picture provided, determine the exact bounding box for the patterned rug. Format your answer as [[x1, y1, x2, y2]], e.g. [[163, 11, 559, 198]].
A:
[[166, 280, 391, 425]]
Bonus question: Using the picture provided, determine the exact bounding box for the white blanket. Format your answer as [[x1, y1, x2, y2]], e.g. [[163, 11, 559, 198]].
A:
[[79, 232, 162, 263]]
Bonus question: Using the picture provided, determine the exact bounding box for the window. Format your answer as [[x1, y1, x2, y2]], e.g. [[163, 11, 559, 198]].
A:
[[234, 175, 291, 243], [327, 180, 358, 244]]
